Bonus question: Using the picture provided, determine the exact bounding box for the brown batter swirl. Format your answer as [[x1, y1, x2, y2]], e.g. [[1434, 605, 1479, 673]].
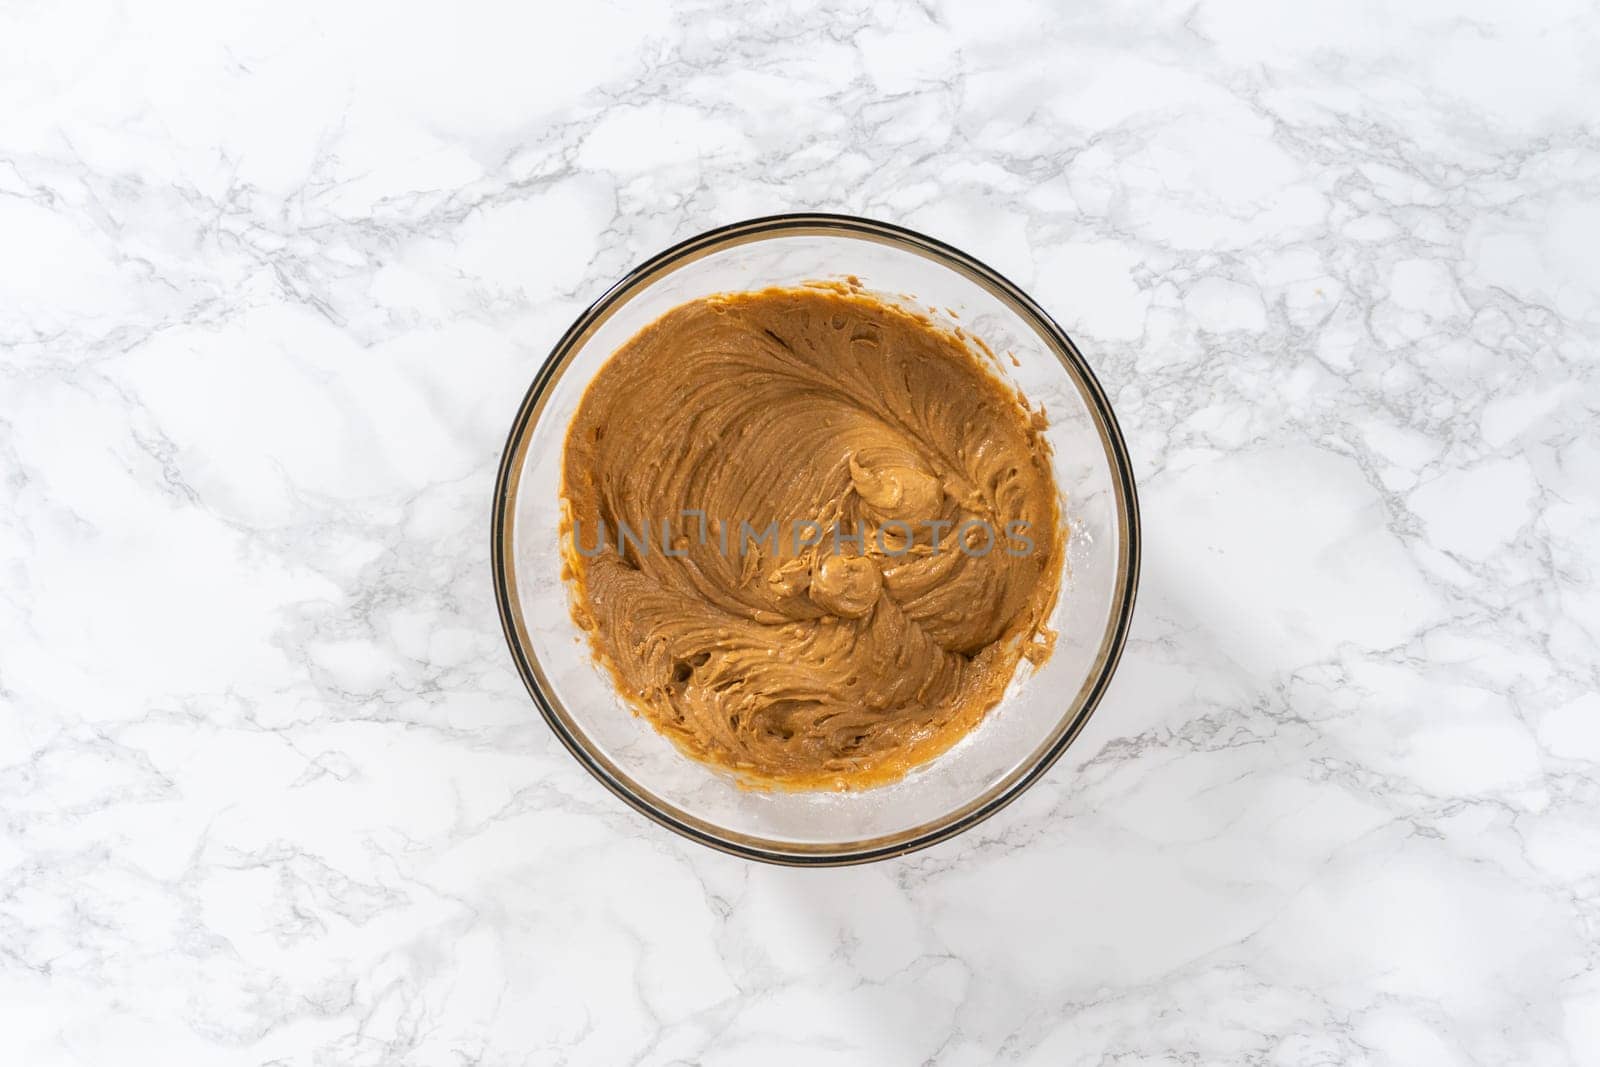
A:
[[560, 284, 1062, 789]]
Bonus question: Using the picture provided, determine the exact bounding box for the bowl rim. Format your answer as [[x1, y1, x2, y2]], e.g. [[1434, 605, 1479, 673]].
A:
[[491, 212, 1141, 866]]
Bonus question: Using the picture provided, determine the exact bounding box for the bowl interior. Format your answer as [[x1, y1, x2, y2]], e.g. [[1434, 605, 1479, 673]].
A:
[[497, 218, 1136, 862]]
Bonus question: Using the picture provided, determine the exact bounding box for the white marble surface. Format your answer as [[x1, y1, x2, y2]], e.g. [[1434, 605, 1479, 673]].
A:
[[3, 0, 1598, 1063]]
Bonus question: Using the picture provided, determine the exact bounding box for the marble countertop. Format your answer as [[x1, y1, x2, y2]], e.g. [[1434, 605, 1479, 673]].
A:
[[3, 1, 1598, 1063]]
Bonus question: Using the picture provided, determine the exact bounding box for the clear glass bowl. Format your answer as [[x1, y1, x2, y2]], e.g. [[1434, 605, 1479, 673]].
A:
[[492, 214, 1140, 865]]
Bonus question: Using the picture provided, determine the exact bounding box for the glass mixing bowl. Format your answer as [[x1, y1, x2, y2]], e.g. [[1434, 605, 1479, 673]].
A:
[[492, 214, 1140, 865]]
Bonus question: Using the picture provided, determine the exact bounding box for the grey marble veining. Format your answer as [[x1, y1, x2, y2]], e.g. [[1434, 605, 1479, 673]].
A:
[[2, 0, 1598, 1063]]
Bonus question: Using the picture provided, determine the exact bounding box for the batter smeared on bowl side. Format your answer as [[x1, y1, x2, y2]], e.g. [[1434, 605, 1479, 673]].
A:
[[560, 283, 1062, 789]]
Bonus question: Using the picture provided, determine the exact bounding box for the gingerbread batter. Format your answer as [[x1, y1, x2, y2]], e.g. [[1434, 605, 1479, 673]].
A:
[[561, 284, 1062, 789]]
